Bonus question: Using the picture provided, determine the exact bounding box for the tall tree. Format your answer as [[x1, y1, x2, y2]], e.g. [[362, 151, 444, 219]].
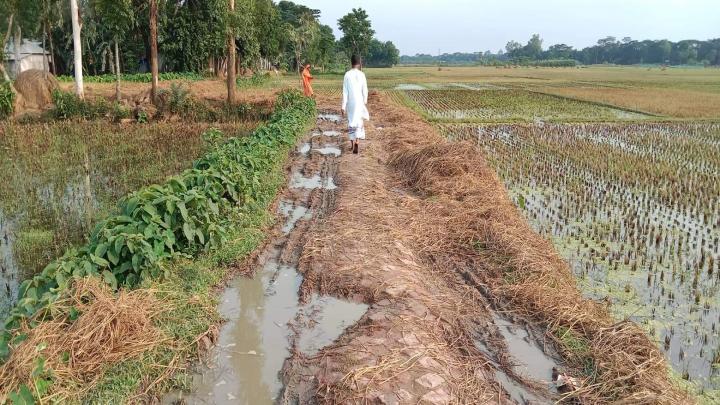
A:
[[149, 0, 158, 103], [93, 0, 134, 101], [69, 0, 84, 98], [226, 0, 235, 104], [338, 8, 374, 61], [0, 8, 14, 82]]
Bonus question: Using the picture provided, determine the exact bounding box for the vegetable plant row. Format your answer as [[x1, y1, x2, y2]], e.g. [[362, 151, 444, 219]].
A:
[[0, 89, 315, 360], [56, 72, 206, 83]]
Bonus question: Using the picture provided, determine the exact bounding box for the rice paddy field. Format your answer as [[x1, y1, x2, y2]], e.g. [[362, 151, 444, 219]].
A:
[[318, 65, 720, 393]]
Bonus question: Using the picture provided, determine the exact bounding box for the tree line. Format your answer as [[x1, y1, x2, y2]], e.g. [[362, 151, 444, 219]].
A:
[[0, 1, 400, 102], [401, 35, 720, 66]]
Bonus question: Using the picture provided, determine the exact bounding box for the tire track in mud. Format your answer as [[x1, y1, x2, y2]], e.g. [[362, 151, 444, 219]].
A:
[[281, 97, 566, 405], [163, 112, 368, 405]]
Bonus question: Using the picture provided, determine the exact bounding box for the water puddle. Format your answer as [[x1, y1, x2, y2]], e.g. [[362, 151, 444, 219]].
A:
[[494, 370, 546, 404], [289, 173, 337, 190], [318, 114, 342, 123], [164, 121, 361, 403], [165, 255, 301, 404], [298, 143, 311, 155], [313, 130, 340, 138], [494, 316, 556, 382], [278, 201, 312, 235], [395, 84, 427, 90], [312, 146, 341, 157], [298, 294, 368, 355]]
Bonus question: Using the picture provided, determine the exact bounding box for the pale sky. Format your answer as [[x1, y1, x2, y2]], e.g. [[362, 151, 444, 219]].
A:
[[296, 0, 719, 55]]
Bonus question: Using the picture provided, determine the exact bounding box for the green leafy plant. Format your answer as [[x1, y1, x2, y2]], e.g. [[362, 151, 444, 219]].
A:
[[7, 346, 54, 403], [0, 89, 315, 365], [51, 90, 110, 120], [110, 102, 131, 122], [56, 72, 206, 84], [136, 110, 148, 124], [0, 81, 14, 120]]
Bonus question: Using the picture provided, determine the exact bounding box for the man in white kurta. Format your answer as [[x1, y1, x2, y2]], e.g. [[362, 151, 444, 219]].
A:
[[341, 55, 369, 154]]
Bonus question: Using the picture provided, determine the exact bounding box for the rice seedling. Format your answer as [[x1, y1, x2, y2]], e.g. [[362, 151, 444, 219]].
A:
[[395, 89, 648, 122], [439, 121, 720, 388]]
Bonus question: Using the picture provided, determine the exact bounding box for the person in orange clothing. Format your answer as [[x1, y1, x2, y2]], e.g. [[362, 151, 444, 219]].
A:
[[301, 64, 314, 97]]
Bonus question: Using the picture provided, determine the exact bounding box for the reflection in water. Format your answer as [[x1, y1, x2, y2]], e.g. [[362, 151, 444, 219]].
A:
[[288, 173, 337, 190], [179, 256, 301, 404], [298, 294, 368, 356], [493, 316, 557, 383]]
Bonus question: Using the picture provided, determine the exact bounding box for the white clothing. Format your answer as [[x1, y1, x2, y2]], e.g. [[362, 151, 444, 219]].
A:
[[342, 68, 369, 133], [348, 125, 365, 141]]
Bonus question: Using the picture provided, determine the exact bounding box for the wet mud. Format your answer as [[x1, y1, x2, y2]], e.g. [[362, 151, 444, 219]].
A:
[[166, 104, 568, 404]]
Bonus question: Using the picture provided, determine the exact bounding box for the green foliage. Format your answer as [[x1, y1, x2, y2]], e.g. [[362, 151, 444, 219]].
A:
[[56, 72, 206, 83], [338, 8, 375, 60], [0, 81, 14, 120], [0, 90, 315, 365], [91, 0, 134, 40], [366, 39, 400, 68], [529, 59, 577, 67], [161, 0, 227, 72], [7, 348, 53, 403], [236, 72, 272, 88], [110, 102, 130, 122], [163, 83, 192, 115], [51, 90, 110, 120]]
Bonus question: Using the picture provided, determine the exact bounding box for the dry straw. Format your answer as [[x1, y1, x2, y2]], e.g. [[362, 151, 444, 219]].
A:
[[0, 279, 169, 403], [380, 94, 692, 404]]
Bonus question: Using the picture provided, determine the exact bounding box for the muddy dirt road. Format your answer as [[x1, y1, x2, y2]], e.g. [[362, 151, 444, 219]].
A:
[[164, 96, 575, 405]]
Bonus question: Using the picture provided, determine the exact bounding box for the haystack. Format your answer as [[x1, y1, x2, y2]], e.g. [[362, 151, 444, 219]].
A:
[[13, 69, 59, 109]]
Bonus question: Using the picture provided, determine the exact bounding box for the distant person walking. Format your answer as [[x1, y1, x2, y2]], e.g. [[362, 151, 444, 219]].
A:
[[302, 64, 314, 97], [342, 55, 369, 154]]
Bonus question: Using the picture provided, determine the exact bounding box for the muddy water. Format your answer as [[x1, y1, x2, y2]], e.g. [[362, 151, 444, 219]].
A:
[[474, 315, 559, 403], [298, 294, 367, 355], [289, 173, 337, 190], [165, 115, 368, 404], [494, 316, 557, 383]]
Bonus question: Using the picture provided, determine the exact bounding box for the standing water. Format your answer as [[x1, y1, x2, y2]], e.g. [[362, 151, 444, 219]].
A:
[[164, 114, 368, 404]]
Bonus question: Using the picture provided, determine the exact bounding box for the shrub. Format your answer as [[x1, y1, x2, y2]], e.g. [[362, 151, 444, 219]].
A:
[[110, 102, 131, 122], [236, 72, 272, 88], [0, 89, 315, 361], [56, 72, 206, 83], [0, 82, 14, 119], [51, 90, 110, 120]]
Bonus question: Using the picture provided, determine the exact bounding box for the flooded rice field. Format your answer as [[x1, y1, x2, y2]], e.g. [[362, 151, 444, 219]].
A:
[[0, 122, 243, 319], [394, 89, 649, 122], [440, 122, 720, 389]]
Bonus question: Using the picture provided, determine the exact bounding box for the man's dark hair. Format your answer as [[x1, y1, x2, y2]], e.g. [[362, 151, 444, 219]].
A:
[[351, 54, 361, 67]]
